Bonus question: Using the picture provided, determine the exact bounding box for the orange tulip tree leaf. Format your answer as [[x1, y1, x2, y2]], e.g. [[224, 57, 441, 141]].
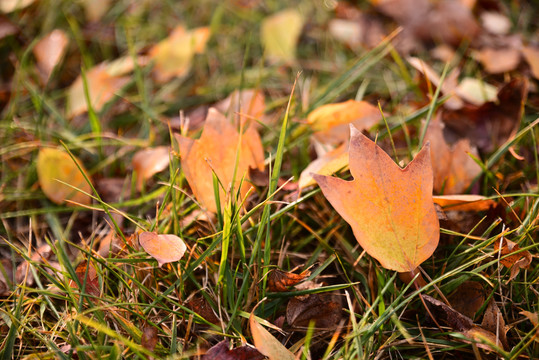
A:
[[132, 146, 170, 191], [298, 142, 348, 191], [432, 195, 495, 212], [139, 232, 187, 268], [307, 100, 382, 145], [249, 312, 295, 360], [313, 126, 439, 272], [149, 25, 210, 83], [33, 29, 69, 83], [494, 239, 532, 281], [37, 148, 92, 206], [174, 108, 262, 213], [267, 268, 311, 292], [202, 340, 265, 360], [425, 115, 482, 194], [261, 9, 304, 64]]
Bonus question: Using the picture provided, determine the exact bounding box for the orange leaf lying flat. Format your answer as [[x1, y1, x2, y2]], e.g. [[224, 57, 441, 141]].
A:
[[37, 148, 92, 205], [432, 195, 495, 212], [175, 108, 262, 213], [139, 232, 186, 268], [313, 127, 439, 272], [132, 146, 170, 191]]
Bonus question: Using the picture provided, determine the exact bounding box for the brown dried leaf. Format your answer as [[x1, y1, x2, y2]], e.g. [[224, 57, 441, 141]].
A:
[[15, 244, 53, 286], [442, 78, 528, 153], [132, 146, 170, 191], [425, 115, 481, 194], [494, 238, 532, 281], [203, 340, 265, 360], [174, 108, 260, 213], [520, 311, 539, 341], [33, 29, 69, 83], [267, 269, 310, 292], [481, 300, 509, 350], [72, 260, 100, 297], [432, 195, 495, 212], [307, 100, 381, 145], [449, 281, 485, 320], [286, 292, 342, 329], [185, 295, 220, 324], [141, 325, 158, 353], [139, 232, 187, 268], [314, 127, 439, 272], [477, 47, 521, 74]]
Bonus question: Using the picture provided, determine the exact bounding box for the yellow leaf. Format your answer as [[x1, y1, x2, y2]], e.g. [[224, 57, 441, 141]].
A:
[[261, 9, 304, 63], [37, 148, 92, 205], [432, 194, 495, 212], [307, 100, 381, 145], [249, 312, 295, 360], [314, 126, 439, 272], [149, 25, 210, 83], [139, 232, 187, 268], [299, 142, 348, 190]]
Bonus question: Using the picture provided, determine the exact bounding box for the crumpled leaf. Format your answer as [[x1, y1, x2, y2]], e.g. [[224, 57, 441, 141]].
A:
[[481, 299, 509, 350], [149, 25, 210, 83], [141, 325, 158, 353], [307, 100, 381, 145], [286, 292, 342, 328], [139, 232, 187, 268], [33, 29, 69, 83], [423, 294, 506, 352], [185, 295, 220, 324], [494, 238, 532, 281], [0, 0, 36, 13], [203, 340, 265, 360], [299, 142, 348, 191], [249, 312, 295, 360], [37, 148, 92, 205], [261, 9, 304, 64], [132, 146, 170, 191], [314, 126, 439, 272], [174, 108, 262, 213], [425, 115, 482, 194], [432, 195, 495, 212], [267, 268, 310, 292]]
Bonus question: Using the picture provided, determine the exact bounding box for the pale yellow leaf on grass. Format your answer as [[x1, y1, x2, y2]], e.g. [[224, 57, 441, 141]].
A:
[[149, 25, 210, 83], [33, 29, 69, 83], [307, 99, 381, 145], [432, 195, 495, 212], [37, 148, 92, 206], [132, 146, 170, 191], [314, 126, 439, 272], [299, 142, 348, 191], [0, 0, 36, 13], [249, 312, 295, 360], [261, 9, 304, 63], [455, 77, 497, 106], [139, 232, 186, 268]]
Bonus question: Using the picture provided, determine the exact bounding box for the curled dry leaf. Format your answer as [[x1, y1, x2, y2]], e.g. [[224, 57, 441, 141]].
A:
[[298, 142, 348, 191], [494, 238, 532, 281], [432, 195, 495, 212], [261, 9, 304, 64], [423, 294, 505, 352], [132, 146, 170, 191], [267, 268, 311, 292], [249, 312, 295, 360], [37, 148, 92, 206], [307, 100, 381, 145], [202, 340, 265, 360], [314, 126, 439, 272], [425, 115, 481, 194], [149, 25, 210, 83], [481, 300, 509, 350], [141, 325, 158, 353], [286, 292, 342, 329], [33, 29, 69, 83], [139, 232, 187, 268], [174, 108, 263, 213]]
